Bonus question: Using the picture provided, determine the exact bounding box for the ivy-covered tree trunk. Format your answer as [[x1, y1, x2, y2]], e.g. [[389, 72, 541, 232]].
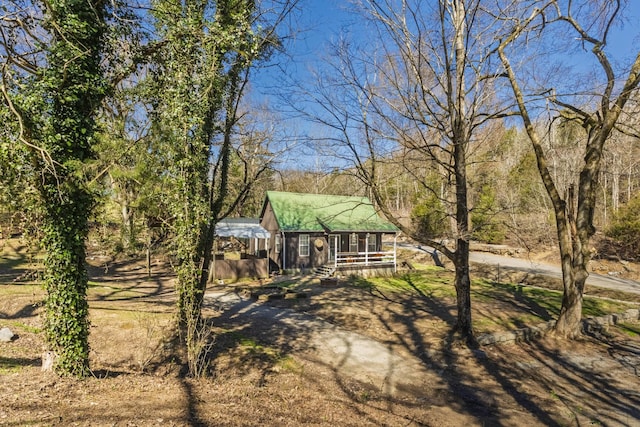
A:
[[41, 186, 93, 376], [150, 0, 263, 376], [36, 0, 107, 376]]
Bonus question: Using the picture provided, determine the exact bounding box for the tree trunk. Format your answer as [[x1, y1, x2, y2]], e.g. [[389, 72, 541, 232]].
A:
[[121, 201, 135, 251], [197, 221, 217, 300], [554, 267, 585, 337], [454, 238, 473, 341], [612, 162, 620, 213], [452, 155, 473, 341], [554, 131, 604, 335], [41, 186, 92, 376], [33, 0, 106, 377], [450, 0, 473, 343]]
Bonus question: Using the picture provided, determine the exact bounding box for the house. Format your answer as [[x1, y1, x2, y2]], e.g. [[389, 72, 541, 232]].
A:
[[260, 191, 399, 276]]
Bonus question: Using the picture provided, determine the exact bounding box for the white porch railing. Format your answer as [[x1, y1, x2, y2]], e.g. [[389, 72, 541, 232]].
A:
[[335, 251, 396, 267]]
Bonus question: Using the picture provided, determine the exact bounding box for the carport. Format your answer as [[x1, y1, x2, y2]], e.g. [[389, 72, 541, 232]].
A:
[[211, 218, 271, 281]]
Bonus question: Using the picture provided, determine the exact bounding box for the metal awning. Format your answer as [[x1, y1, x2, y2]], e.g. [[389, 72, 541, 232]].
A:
[[215, 218, 270, 239]]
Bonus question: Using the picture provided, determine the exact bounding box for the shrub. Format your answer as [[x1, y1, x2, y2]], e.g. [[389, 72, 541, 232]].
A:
[[411, 192, 449, 239], [605, 192, 640, 258], [471, 185, 506, 244]]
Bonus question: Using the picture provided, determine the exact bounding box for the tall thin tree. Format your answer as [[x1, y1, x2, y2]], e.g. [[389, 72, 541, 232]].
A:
[[149, 0, 294, 375]]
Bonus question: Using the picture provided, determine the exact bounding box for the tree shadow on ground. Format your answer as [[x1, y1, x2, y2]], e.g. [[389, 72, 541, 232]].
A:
[[502, 330, 640, 425], [205, 288, 429, 425], [441, 337, 562, 427], [87, 258, 175, 303], [204, 274, 561, 425], [368, 271, 640, 425], [472, 264, 563, 291], [0, 301, 42, 320], [0, 239, 41, 283], [178, 378, 209, 427], [112, 268, 640, 426], [472, 282, 557, 329], [0, 356, 41, 370], [366, 273, 560, 426]]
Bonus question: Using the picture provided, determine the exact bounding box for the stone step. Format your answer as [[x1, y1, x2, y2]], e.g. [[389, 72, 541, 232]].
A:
[[312, 265, 336, 278]]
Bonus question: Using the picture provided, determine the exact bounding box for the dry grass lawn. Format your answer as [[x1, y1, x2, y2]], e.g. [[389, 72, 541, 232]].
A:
[[2, 239, 640, 426]]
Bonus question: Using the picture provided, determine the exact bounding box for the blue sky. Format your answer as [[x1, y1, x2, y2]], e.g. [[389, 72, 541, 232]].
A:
[[269, 0, 640, 82], [607, 2, 640, 61], [253, 0, 640, 169]]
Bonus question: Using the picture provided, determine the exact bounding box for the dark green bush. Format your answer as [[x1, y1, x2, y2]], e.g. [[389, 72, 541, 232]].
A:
[[605, 192, 640, 258], [471, 185, 506, 244], [411, 192, 449, 239]]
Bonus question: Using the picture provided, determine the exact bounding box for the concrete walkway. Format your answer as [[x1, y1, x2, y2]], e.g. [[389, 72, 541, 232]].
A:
[[205, 290, 434, 395]]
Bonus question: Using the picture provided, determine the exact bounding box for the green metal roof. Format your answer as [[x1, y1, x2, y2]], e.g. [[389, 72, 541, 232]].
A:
[[265, 191, 398, 233]]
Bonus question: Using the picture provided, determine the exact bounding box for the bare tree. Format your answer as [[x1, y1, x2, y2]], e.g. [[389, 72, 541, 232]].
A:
[[292, 0, 514, 343], [498, 0, 640, 337]]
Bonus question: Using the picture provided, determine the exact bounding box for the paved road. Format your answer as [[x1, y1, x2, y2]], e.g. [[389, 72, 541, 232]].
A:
[[399, 243, 640, 296]]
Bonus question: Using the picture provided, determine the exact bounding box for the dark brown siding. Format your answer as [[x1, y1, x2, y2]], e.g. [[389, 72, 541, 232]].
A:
[[284, 232, 327, 270], [260, 201, 281, 271], [213, 258, 268, 280], [339, 232, 383, 252]]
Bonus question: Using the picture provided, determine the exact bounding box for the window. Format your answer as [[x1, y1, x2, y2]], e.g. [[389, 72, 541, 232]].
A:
[[367, 234, 377, 253], [299, 234, 310, 257], [349, 233, 358, 253], [275, 235, 281, 253]]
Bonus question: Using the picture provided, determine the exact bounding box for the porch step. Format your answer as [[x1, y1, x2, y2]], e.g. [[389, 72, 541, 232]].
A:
[[312, 265, 336, 278]]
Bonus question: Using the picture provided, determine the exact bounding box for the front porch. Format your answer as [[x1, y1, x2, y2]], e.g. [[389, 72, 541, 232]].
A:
[[324, 233, 398, 276]]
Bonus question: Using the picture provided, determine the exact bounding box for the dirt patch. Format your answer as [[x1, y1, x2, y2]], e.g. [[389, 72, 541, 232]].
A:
[[2, 248, 640, 425]]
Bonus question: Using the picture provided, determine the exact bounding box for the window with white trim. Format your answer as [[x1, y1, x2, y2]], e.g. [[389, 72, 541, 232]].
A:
[[275, 235, 281, 253], [367, 234, 377, 252], [349, 233, 358, 253], [299, 234, 310, 257]]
